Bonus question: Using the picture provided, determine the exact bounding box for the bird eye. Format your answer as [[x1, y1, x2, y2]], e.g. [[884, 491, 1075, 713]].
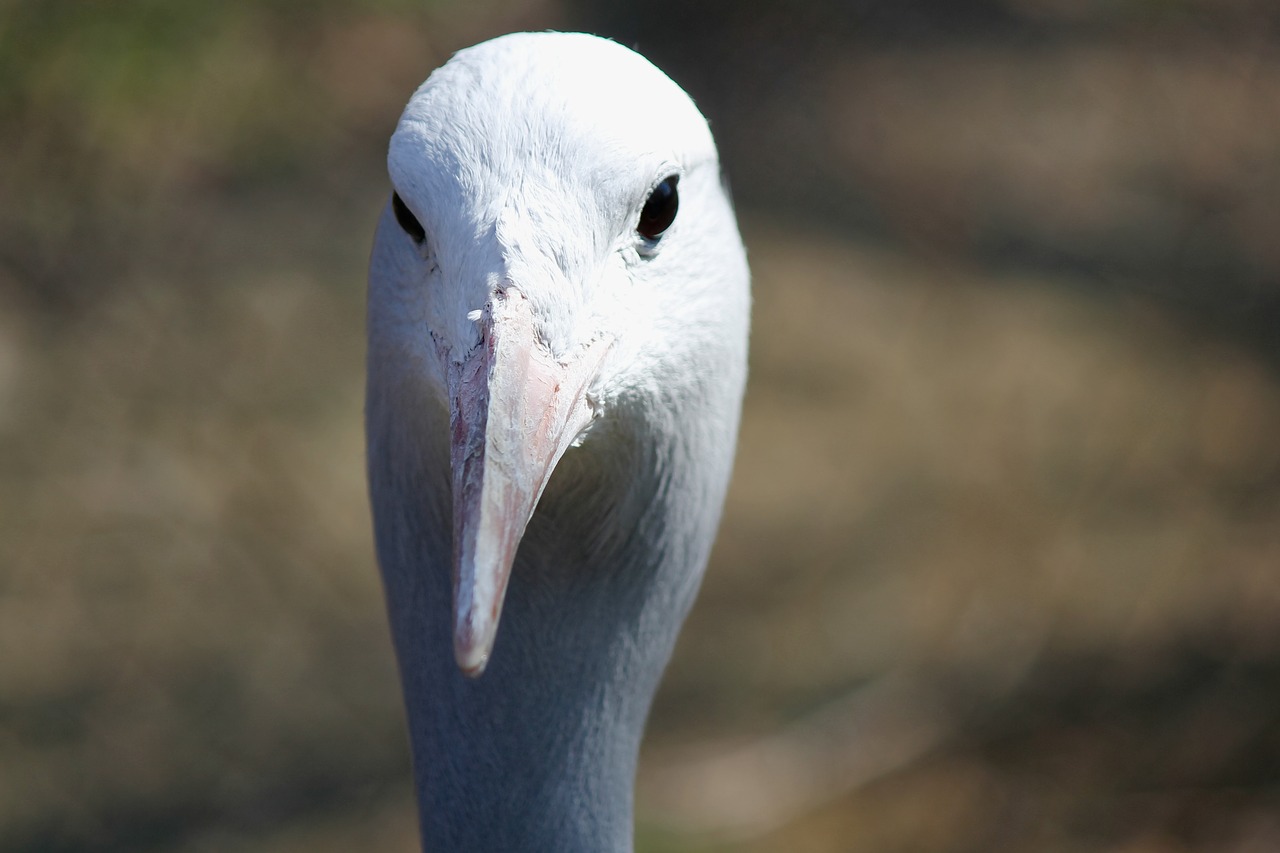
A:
[[392, 192, 426, 245], [637, 175, 679, 242]]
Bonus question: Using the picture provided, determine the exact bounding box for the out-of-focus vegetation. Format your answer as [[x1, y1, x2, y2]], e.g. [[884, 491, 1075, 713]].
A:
[[3, 1, 1279, 851]]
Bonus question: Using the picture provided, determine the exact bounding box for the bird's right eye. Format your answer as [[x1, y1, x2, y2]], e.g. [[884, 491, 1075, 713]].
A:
[[392, 192, 427, 245]]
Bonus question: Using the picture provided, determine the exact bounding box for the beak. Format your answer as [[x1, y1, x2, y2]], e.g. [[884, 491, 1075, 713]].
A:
[[447, 289, 611, 677]]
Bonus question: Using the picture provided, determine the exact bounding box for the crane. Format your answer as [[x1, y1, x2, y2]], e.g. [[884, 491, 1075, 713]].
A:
[[365, 32, 750, 850]]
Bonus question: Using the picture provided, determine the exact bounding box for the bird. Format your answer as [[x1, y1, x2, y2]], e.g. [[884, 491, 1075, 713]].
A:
[[365, 32, 749, 851]]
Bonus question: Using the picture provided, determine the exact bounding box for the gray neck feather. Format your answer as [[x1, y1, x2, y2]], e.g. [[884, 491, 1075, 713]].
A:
[[368, 387, 731, 852]]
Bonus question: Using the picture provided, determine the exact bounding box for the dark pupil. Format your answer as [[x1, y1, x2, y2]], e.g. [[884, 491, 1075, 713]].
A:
[[392, 192, 426, 245], [638, 176, 679, 240]]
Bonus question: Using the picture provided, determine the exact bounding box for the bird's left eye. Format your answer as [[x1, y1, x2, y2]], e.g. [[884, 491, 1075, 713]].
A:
[[637, 175, 679, 242]]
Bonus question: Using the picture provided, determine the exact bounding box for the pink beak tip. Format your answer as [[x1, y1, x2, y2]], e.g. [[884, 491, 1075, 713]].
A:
[[457, 651, 490, 679], [452, 605, 497, 677]]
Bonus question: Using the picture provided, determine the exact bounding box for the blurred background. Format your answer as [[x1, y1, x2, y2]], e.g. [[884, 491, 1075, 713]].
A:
[[3, 1, 1280, 850]]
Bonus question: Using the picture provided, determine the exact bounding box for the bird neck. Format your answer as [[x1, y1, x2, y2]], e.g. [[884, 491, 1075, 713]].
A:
[[371, 409, 721, 852], [395, 571, 665, 852]]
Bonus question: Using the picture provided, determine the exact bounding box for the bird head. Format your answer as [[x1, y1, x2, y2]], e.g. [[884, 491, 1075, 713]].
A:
[[368, 33, 748, 677]]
